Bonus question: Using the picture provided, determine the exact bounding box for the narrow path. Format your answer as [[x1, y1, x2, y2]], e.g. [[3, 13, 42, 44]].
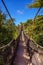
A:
[[13, 31, 31, 65]]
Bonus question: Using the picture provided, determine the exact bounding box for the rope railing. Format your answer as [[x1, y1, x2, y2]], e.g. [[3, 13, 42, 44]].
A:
[[0, 40, 13, 50], [0, 34, 21, 65], [29, 38, 43, 54], [24, 33, 43, 54], [0, 30, 20, 50], [30, 38, 43, 50]]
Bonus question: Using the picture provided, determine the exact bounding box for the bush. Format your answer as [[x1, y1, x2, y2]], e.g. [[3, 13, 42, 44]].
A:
[[32, 34, 43, 46], [0, 26, 12, 47]]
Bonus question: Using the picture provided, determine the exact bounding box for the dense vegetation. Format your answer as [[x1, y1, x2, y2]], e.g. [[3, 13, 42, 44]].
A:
[[0, 9, 19, 65], [0, 10, 19, 47], [26, 0, 43, 47], [24, 15, 43, 46]]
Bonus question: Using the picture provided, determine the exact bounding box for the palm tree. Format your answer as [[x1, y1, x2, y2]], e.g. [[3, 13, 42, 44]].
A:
[[27, 0, 43, 19], [28, 0, 43, 8]]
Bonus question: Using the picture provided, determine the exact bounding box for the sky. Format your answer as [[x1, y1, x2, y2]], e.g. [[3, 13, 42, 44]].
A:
[[0, 0, 43, 25]]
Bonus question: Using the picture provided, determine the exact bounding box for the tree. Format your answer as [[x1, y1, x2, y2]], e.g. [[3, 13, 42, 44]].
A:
[[28, 0, 43, 8], [0, 9, 6, 27], [27, 0, 43, 18], [6, 18, 15, 30]]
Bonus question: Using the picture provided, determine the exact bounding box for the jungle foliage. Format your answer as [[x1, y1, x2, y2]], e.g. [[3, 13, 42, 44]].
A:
[[24, 15, 43, 46], [0, 9, 19, 65], [0, 10, 19, 47]]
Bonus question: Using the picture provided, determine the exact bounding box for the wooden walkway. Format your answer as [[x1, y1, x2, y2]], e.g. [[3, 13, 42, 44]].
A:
[[13, 31, 32, 65]]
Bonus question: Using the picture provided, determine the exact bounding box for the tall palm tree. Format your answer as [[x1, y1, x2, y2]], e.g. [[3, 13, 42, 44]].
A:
[[28, 0, 43, 19]]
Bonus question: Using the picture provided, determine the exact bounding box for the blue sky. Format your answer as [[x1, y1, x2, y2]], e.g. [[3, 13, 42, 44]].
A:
[[0, 0, 43, 25]]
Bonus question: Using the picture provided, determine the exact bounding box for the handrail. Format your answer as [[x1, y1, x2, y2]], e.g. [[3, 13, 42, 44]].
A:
[[24, 33, 43, 53], [0, 31, 21, 50], [0, 40, 13, 49], [30, 38, 43, 49], [25, 32, 43, 49]]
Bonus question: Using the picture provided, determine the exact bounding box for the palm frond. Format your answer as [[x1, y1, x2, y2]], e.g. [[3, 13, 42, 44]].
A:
[[28, 2, 43, 8]]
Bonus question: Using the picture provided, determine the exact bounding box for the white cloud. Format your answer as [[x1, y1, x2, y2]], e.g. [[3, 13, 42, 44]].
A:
[[17, 10, 23, 14]]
